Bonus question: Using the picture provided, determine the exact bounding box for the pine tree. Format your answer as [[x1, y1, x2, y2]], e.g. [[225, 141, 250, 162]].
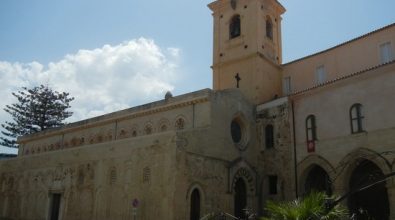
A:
[[1, 85, 74, 148]]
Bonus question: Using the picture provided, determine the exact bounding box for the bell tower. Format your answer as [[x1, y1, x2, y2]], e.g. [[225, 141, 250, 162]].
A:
[[208, 0, 285, 104]]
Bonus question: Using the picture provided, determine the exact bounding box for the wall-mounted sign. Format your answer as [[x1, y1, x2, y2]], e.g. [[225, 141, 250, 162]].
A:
[[132, 198, 139, 208], [307, 141, 315, 153]]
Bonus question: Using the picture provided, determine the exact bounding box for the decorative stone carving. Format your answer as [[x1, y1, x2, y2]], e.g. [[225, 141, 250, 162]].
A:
[[109, 167, 117, 185], [174, 134, 188, 150], [175, 116, 186, 130], [232, 168, 255, 194], [158, 118, 170, 132], [144, 123, 153, 135], [77, 163, 95, 187], [143, 166, 151, 184], [119, 129, 127, 139], [71, 137, 80, 147], [130, 124, 139, 138], [186, 156, 224, 186], [131, 130, 137, 137], [228, 159, 257, 195], [106, 130, 113, 141], [97, 134, 104, 143]]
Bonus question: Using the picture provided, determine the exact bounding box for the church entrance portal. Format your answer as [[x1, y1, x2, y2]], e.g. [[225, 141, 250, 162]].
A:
[[190, 189, 200, 220], [348, 160, 389, 220], [49, 193, 61, 220], [304, 165, 332, 195], [234, 178, 247, 218]]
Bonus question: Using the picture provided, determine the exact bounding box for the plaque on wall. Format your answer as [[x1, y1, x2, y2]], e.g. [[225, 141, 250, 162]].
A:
[[307, 140, 315, 153]]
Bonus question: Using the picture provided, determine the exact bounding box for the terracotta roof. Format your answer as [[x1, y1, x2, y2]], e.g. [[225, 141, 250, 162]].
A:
[[283, 22, 395, 66], [290, 60, 395, 96]]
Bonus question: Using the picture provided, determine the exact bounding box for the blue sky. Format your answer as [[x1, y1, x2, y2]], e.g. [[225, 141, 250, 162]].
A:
[[1, 0, 395, 152]]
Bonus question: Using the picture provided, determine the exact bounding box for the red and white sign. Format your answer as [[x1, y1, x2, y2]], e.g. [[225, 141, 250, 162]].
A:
[[307, 141, 315, 153], [132, 198, 139, 208]]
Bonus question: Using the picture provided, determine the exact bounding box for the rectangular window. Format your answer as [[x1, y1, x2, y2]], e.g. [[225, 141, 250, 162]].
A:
[[316, 65, 326, 84], [380, 42, 393, 64], [283, 76, 291, 95], [268, 175, 278, 195], [265, 124, 274, 149], [49, 193, 62, 220]]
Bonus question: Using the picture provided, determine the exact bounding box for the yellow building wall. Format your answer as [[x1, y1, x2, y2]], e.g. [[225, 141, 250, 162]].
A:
[[283, 24, 395, 94]]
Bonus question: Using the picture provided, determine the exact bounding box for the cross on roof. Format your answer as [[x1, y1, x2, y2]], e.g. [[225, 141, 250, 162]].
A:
[[235, 73, 241, 88]]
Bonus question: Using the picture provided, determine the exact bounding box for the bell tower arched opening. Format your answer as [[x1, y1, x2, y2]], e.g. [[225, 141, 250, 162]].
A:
[[229, 15, 241, 39]]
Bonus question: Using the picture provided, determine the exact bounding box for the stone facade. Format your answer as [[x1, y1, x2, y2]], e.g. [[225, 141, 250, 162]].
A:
[[1, 0, 395, 219]]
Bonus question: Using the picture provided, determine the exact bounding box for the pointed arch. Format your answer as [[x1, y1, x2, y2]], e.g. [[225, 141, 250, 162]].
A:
[[186, 184, 205, 220], [190, 189, 200, 220], [337, 148, 392, 190], [298, 155, 336, 195], [348, 159, 390, 219]]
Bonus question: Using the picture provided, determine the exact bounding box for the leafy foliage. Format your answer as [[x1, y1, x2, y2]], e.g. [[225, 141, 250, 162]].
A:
[[262, 192, 348, 220], [1, 85, 74, 148]]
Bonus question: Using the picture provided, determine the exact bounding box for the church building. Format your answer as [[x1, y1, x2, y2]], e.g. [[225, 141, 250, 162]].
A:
[[1, 0, 395, 219]]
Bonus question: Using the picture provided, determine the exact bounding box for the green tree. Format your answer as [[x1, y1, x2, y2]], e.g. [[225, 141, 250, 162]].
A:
[[1, 85, 74, 148], [262, 192, 348, 220]]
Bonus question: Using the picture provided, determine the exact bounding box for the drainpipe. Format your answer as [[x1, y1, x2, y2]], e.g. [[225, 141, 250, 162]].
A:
[[291, 100, 299, 198]]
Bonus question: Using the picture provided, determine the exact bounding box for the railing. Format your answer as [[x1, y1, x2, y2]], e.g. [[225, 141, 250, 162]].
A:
[[200, 208, 257, 220], [200, 212, 238, 220]]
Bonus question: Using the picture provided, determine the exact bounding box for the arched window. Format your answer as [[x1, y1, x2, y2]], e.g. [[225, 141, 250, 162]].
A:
[[265, 124, 274, 149], [144, 124, 153, 135], [190, 189, 200, 220], [306, 115, 317, 141], [350, 103, 364, 133], [229, 15, 241, 39], [175, 117, 185, 130], [266, 17, 273, 40]]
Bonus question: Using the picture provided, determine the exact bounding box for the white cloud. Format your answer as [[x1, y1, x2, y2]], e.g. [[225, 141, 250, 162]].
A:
[[0, 146, 18, 155], [0, 38, 181, 141]]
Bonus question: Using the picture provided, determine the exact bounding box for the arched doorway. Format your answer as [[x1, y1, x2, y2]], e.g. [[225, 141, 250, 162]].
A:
[[348, 160, 389, 220], [304, 165, 332, 195], [190, 189, 200, 220], [234, 178, 247, 218]]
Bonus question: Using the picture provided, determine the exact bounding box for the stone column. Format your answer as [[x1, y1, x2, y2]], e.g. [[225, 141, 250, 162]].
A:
[[332, 177, 348, 206]]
